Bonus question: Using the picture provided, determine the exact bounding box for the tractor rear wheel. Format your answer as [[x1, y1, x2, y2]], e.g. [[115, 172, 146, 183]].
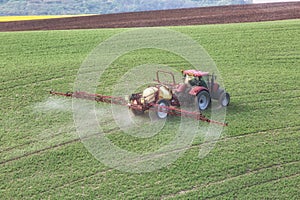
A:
[[196, 90, 211, 111], [156, 99, 170, 119], [219, 92, 230, 107]]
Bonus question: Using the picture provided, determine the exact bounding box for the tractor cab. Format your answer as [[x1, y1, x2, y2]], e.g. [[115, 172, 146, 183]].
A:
[[182, 69, 209, 88]]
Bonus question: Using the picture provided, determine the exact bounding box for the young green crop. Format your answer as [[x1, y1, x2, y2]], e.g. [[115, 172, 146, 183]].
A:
[[0, 20, 299, 199]]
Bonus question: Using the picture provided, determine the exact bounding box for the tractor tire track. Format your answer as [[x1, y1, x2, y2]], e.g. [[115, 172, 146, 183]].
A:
[[32, 144, 300, 198], [0, 67, 78, 85], [1, 121, 296, 156], [0, 127, 119, 165], [1, 124, 298, 166], [35, 168, 114, 198], [1, 69, 76, 82], [206, 173, 300, 199], [237, 96, 300, 107], [0, 74, 76, 91], [0, 118, 115, 154], [229, 87, 300, 99], [0, 137, 81, 165], [233, 89, 300, 99], [1, 125, 298, 197], [0, 129, 73, 153], [161, 160, 300, 199]]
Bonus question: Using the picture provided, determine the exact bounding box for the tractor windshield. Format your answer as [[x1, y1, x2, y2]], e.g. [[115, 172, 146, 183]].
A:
[[184, 74, 194, 84], [185, 74, 208, 88]]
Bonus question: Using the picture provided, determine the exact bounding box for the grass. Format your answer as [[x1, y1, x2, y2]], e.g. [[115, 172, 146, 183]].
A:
[[0, 15, 92, 22], [0, 19, 299, 199]]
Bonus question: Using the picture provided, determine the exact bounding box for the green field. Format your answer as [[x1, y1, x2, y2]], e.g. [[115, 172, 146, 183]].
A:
[[1, 20, 299, 199]]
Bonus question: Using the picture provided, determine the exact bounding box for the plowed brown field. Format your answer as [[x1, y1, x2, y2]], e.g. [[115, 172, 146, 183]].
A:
[[0, 2, 299, 31]]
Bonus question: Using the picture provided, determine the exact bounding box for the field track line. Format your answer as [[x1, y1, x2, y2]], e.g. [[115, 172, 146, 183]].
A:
[[0, 118, 115, 154], [235, 96, 300, 107], [0, 129, 73, 153], [1, 124, 298, 166], [0, 127, 119, 165], [234, 89, 300, 100], [34, 154, 300, 197], [2, 127, 299, 197], [220, 125, 300, 141], [0, 74, 76, 91], [0, 125, 74, 148], [206, 173, 300, 199], [36, 168, 114, 197], [231, 88, 300, 98], [0, 137, 81, 165], [0, 67, 78, 84], [161, 160, 300, 199]]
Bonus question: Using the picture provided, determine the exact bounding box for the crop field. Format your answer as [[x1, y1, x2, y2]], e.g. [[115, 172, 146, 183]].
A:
[[0, 20, 299, 199], [0, 15, 86, 22]]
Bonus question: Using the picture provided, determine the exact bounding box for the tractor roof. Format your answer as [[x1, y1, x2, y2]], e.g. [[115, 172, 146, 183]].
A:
[[183, 70, 209, 77]]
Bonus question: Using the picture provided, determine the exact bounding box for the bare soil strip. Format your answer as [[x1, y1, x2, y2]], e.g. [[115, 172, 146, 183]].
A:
[[0, 2, 299, 32]]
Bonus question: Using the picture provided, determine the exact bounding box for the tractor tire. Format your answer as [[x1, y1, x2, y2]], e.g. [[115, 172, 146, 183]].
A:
[[219, 92, 230, 107], [196, 90, 211, 111], [156, 99, 170, 119]]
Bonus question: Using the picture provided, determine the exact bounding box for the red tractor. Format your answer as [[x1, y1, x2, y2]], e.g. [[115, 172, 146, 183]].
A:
[[129, 69, 230, 119]]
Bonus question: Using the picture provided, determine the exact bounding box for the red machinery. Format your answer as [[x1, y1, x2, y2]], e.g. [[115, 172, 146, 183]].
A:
[[50, 70, 229, 126]]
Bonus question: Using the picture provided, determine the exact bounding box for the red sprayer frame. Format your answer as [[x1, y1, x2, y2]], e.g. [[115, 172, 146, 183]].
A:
[[50, 91, 228, 127]]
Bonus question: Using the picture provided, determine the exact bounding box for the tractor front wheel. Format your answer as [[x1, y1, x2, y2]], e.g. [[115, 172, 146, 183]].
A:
[[219, 92, 230, 107], [196, 90, 211, 111]]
